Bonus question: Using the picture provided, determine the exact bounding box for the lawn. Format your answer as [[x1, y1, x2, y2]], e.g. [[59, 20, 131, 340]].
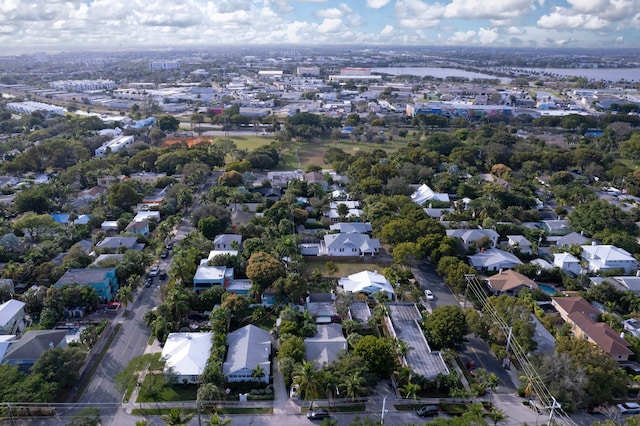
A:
[[136, 374, 198, 402], [305, 258, 394, 278]]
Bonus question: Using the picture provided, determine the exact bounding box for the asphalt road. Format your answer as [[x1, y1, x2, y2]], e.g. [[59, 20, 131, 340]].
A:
[[412, 262, 459, 308]]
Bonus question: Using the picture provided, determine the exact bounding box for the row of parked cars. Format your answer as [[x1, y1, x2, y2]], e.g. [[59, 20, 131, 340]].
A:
[[145, 241, 173, 287]]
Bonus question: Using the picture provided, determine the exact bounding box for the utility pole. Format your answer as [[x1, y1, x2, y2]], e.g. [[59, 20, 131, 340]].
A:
[[503, 326, 513, 369], [463, 274, 475, 308], [381, 395, 388, 424]]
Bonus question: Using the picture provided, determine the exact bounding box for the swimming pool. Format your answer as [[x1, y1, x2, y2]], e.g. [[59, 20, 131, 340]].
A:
[[538, 284, 557, 295]]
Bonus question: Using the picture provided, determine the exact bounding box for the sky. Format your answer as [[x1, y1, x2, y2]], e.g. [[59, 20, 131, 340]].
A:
[[1, 0, 639, 53]]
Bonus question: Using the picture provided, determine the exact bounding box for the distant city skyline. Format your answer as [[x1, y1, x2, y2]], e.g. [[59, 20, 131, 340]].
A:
[[1, 0, 638, 54]]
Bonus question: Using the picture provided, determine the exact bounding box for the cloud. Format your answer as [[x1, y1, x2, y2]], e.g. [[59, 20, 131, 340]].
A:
[[316, 8, 343, 18], [381, 24, 394, 35], [505, 26, 526, 35], [444, 0, 538, 19], [366, 0, 392, 8], [395, 0, 445, 29], [318, 18, 343, 33], [537, 0, 640, 31]]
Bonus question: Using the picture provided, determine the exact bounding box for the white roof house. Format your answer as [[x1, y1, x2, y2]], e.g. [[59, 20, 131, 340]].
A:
[[410, 184, 450, 205], [213, 234, 242, 250], [223, 325, 271, 383], [0, 299, 26, 335], [304, 323, 347, 369], [161, 332, 213, 384], [322, 233, 381, 257], [338, 270, 395, 299], [581, 245, 638, 274], [468, 249, 523, 272], [446, 229, 499, 249], [553, 253, 582, 276]]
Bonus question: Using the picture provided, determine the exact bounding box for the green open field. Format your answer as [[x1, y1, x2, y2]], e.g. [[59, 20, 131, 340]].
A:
[[304, 258, 394, 278]]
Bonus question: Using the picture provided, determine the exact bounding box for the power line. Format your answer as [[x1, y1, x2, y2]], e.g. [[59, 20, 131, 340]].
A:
[[465, 274, 578, 426]]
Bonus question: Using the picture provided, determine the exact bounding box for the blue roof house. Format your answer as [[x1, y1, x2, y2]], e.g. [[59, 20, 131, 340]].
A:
[[55, 268, 119, 302]]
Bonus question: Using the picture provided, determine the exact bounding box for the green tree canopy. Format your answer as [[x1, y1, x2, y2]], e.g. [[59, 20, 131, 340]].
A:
[[424, 305, 468, 349]]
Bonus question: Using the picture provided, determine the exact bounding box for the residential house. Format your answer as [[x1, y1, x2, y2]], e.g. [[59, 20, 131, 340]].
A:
[[306, 293, 338, 324], [553, 253, 582, 276], [0, 335, 16, 364], [76, 186, 106, 201], [581, 244, 638, 274], [322, 233, 380, 257], [338, 270, 395, 300], [552, 296, 633, 361], [133, 211, 161, 223], [100, 221, 119, 233], [468, 248, 523, 272], [410, 184, 450, 205], [387, 304, 449, 379], [329, 222, 373, 234], [162, 332, 213, 384], [0, 299, 26, 335], [304, 323, 347, 369], [485, 270, 537, 296], [55, 268, 119, 302], [95, 236, 144, 252], [541, 220, 571, 236], [213, 234, 242, 251], [223, 325, 271, 383], [507, 235, 533, 255], [141, 186, 169, 207], [193, 263, 234, 293], [125, 220, 149, 236], [304, 172, 328, 190], [554, 231, 590, 249], [128, 172, 167, 185], [447, 229, 499, 250], [50, 214, 90, 227], [1, 329, 67, 372]]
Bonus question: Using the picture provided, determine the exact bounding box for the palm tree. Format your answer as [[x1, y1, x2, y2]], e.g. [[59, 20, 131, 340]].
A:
[[293, 361, 321, 400], [135, 420, 151, 426], [341, 372, 367, 401], [400, 375, 421, 400], [161, 408, 194, 425], [485, 408, 507, 426], [252, 364, 266, 383], [116, 286, 134, 312], [205, 413, 232, 426]]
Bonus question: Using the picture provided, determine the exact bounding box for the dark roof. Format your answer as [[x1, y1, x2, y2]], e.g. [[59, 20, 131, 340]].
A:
[[3, 330, 67, 361], [56, 268, 115, 285]]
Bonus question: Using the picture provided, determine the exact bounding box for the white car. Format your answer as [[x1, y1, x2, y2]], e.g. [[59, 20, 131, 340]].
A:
[[289, 384, 300, 399], [617, 402, 640, 414], [149, 264, 160, 277], [424, 289, 434, 301]]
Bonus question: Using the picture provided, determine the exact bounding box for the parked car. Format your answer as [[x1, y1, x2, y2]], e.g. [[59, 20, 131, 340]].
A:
[[617, 402, 640, 414], [416, 405, 439, 417], [165, 242, 173, 250], [424, 289, 434, 300], [159, 271, 167, 281], [160, 249, 169, 259], [145, 277, 152, 288], [306, 409, 330, 420], [149, 264, 160, 277]]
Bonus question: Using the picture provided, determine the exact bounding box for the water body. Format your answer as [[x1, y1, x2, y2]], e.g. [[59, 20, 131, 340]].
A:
[[509, 68, 640, 82], [371, 67, 510, 83]]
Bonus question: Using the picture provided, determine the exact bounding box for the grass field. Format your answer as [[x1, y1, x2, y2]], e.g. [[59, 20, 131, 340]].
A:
[[136, 375, 198, 402], [304, 258, 394, 278], [164, 133, 408, 169]]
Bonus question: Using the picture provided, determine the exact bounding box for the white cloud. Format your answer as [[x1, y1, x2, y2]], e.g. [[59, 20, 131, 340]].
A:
[[318, 18, 343, 33], [395, 0, 445, 29], [478, 27, 499, 44], [316, 8, 343, 18], [448, 30, 476, 44], [444, 0, 538, 19], [381, 24, 394, 35], [505, 26, 525, 35], [366, 0, 392, 8]]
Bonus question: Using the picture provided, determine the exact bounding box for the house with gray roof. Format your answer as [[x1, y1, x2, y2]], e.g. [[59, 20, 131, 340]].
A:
[[321, 233, 380, 257], [223, 325, 271, 383], [304, 323, 347, 369], [329, 222, 373, 234], [214, 234, 242, 251], [55, 268, 119, 302], [95, 236, 144, 252], [447, 228, 499, 250], [1, 329, 67, 372], [468, 248, 523, 272], [0, 299, 26, 335]]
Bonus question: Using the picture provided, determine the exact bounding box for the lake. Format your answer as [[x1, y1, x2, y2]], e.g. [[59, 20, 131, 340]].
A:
[[507, 67, 640, 82], [371, 67, 510, 83]]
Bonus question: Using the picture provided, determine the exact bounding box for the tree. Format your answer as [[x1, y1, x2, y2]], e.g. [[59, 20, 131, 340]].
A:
[[485, 408, 507, 425], [13, 213, 60, 242], [341, 371, 367, 401], [424, 305, 468, 349], [107, 183, 142, 213], [158, 115, 180, 132], [31, 346, 86, 390], [197, 382, 222, 408], [116, 286, 134, 312], [252, 364, 266, 382], [278, 336, 305, 364], [569, 199, 637, 237], [161, 408, 194, 426], [353, 336, 397, 379], [115, 353, 165, 394], [400, 375, 421, 400], [292, 361, 321, 400], [205, 413, 232, 426], [245, 251, 286, 292], [67, 407, 101, 426]]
